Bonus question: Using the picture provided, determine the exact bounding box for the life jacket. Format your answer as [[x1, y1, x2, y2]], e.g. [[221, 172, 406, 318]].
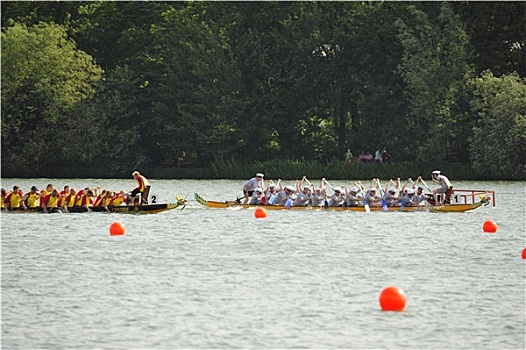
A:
[[7, 192, 22, 208], [136, 175, 149, 192], [46, 194, 59, 208], [93, 194, 105, 207], [110, 197, 124, 206], [26, 192, 40, 208], [76, 195, 92, 207], [65, 194, 77, 207]]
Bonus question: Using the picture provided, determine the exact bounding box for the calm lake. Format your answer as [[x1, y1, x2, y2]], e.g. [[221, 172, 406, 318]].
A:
[[1, 178, 525, 349]]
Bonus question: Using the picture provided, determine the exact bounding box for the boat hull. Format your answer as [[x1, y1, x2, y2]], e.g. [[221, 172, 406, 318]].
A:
[[194, 193, 485, 213]]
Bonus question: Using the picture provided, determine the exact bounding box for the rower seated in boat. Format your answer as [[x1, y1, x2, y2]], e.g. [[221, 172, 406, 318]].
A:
[[311, 187, 325, 207], [248, 188, 265, 205], [22, 186, 40, 209], [345, 187, 363, 207], [43, 189, 60, 213], [383, 187, 402, 206], [264, 182, 279, 205], [294, 185, 312, 207], [400, 188, 416, 207], [5, 185, 25, 210], [273, 186, 294, 206], [363, 188, 382, 206], [412, 186, 428, 205], [327, 187, 345, 207], [75, 190, 95, 212]]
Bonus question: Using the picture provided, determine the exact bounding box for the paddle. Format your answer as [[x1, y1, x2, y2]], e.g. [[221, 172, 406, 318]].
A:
[[419, 179, 433, 193]]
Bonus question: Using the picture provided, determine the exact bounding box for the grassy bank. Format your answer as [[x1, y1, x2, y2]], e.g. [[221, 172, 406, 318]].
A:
[[1, 160, 494, 180]]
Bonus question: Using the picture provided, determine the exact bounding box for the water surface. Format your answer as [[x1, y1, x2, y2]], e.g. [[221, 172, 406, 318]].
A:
[[1, 179, 524, 348]]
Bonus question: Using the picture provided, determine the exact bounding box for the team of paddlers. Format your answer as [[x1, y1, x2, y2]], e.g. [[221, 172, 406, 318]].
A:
[[1, 171, 151, 212], [241, 170, 454, 208], [1, 169, 454, 212]]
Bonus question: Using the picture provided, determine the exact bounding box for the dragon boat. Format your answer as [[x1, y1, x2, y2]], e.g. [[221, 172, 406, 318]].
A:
[[2, 197, 187, 214], [194, 190, 494, 213]]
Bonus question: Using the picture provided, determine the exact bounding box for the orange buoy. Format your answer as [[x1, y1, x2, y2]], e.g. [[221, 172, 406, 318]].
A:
[[483, 220, 498, 233], [522, 248, 526, 260], [254, 207, 267, 219], [109, 222, 126, 236], [379, 286, 407, 311]]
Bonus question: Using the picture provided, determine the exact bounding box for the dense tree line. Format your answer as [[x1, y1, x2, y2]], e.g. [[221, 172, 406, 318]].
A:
[[2, 1, 525, 179]]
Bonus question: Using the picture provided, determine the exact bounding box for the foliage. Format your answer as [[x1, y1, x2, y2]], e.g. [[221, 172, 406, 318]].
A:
[[1, 21, 103, 173], [469, 72, 526, 180], [396, 2, 473, 162], [1, 2, 524, 180]]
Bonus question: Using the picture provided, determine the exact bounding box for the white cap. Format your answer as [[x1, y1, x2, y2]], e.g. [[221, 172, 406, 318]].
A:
[[269, 184, 276, 188], [256, 188, 263, 193], [303, 185, 310, 190], [432, 170, 440, 175], [407, 188, 415, 194], [334, 187, 341, 192], [369, 188, 377, 192], [256, 173, 264, 178], [286, 186, 294, 191], [389, 187, 396, 193], [350, 187, 359, 192]]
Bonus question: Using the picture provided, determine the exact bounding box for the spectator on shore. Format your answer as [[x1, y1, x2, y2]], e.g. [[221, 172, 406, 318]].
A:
[[345, 148, 353, 162], [363, 151, 373, 163], [374, 148, 383, 164]]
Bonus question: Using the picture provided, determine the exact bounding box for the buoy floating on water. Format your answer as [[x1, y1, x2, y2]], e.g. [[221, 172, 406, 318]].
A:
[[379, 286, 407, 311], [109, 222, 126, 236], [254, 207, 267, 219], [522, 248, 526, 260], [483, 220, 498, 233]]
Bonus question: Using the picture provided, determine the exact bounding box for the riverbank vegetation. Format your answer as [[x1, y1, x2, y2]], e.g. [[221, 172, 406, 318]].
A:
[[1, 2, 525, 180]]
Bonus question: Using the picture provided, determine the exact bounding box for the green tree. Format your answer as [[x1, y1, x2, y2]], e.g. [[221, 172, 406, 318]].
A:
[[1, 22, 103, 172], [469, 72, 526, 180], [396, 3, 473, 162]]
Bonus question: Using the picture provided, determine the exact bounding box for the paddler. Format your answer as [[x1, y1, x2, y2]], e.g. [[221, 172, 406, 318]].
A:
[[131, 171, 151, 205], [242, 173, 264, 204], [62, 188, 77, 212], [0, 188, 6, 211], [75, 190, 94, 212], [43, 189, 60, 213], [5, 185, 25, 210], [21, 185, 40, 208]]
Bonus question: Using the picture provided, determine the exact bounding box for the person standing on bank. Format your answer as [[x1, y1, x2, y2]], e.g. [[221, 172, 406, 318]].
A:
[[431, 170, 453, 204], [242, 173, 264, 204], [131, 171, 151, 205]]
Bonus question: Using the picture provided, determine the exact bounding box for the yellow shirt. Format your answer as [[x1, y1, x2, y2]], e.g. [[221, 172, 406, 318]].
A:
[[9, 193, 22, 208], [47, 195, 59, 208], [26, 193, 40, 207]]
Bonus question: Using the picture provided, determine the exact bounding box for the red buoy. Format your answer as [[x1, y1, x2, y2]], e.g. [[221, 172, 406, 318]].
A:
[[110, 222, 126, 236], [483, 220, 498, 233], [522, 248, 526, 260], [254, 207, 267, 219], [379, 286, 407, 311]]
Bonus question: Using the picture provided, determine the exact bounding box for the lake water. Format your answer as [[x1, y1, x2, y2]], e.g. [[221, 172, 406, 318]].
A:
[[1, 178, 524, 349]]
